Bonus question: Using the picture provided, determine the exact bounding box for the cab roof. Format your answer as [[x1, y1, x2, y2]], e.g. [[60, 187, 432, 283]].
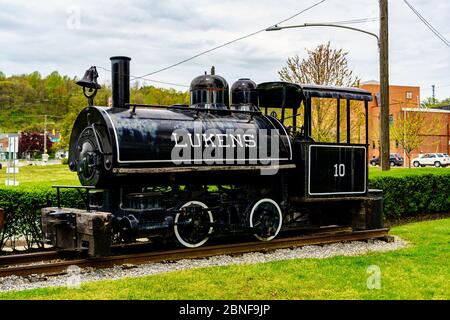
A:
[[257, 81, 373, 109]]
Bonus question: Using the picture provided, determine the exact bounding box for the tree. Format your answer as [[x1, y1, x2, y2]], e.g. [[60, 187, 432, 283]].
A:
[[278, 41, 359, 87], [421, 97, 437, 108], [18, 132, 53, 159], [440, 97, 450, 105], [0, 71, 189, 144], [421, 96, 450, 108], [390, 109, 443, 168], [278, 42, 360, 142], [391, 111, 424, 168]]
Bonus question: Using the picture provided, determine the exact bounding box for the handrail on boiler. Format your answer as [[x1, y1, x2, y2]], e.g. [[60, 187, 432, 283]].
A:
[[125, 103, 262, 116]]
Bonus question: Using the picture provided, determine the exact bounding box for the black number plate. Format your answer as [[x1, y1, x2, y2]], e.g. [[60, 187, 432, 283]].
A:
[[308, 145, 366, 195]]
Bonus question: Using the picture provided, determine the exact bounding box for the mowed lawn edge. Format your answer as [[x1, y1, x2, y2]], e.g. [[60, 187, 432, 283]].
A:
[[0, 164, 449, 190], [0, 218, 449, 300], [0, 164, 79, 189]]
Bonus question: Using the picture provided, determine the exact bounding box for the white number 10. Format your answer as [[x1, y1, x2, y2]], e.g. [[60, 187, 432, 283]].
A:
[[334, 164, 345, 177]]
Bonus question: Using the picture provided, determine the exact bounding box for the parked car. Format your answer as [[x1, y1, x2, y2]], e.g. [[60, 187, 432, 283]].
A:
[[370, 154, 404, 167], [412, 153, 450, 167]]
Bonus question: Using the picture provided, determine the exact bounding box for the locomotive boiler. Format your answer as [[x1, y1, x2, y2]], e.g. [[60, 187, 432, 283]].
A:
[[69, 57, 291, 187], [42, 56, 384, 256]]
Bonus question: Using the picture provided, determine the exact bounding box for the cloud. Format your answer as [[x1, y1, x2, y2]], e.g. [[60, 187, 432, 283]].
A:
[[0, 0, 449, 99]]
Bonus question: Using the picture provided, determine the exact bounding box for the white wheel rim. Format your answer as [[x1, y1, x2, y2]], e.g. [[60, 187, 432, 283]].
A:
[[174, 201, 213, 248], [249, 198, 283, 241]]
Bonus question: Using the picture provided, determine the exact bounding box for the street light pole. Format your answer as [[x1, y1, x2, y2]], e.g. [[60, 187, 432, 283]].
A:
[[266, 10, 390, 171], [266, 23, 380, 45]]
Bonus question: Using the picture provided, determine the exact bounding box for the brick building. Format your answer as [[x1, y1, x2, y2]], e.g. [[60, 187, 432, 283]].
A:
[[361, 81, 450, 164]]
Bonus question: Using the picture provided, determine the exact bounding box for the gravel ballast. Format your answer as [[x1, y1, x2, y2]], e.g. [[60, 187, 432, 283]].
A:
[[0, 236, 408, 293]]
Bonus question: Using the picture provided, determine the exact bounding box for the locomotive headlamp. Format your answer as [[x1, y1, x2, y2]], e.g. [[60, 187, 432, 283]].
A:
[[76, 66, 101, 106]]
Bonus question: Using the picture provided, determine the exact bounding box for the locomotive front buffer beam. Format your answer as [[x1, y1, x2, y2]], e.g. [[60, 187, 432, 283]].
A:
[[42, 207, 112, 257]]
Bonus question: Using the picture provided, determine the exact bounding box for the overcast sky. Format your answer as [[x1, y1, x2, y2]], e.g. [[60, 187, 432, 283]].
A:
[[1, 0, 449, 100]]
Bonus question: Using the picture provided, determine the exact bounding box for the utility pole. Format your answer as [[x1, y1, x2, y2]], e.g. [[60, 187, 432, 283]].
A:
[[44, 114, 47, 154], [43, 114, 49, 163], [379, 0, 390, 171], [432, 84, 436, 104]]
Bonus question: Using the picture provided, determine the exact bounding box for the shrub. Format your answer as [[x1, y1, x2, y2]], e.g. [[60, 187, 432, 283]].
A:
[[0, 187, 84, 250], [0, 173, 448, 251], [369, 174, 450, 219]]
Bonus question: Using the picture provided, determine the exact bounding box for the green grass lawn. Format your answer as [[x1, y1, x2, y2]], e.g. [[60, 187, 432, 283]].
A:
[[1, 218, 449, 300], [368, 166, 450, 178], [0, 163, 447, 190], [0, 164, 79, 189]]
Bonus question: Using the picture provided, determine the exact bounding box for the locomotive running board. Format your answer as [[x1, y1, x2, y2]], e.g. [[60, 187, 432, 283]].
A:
[[112, 164, 296, 174]]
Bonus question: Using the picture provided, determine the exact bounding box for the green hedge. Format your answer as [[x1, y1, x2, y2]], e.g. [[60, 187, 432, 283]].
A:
[[369, 174, 450, 219], [0, 188, 84, 250], [0, 173, 448, 251]]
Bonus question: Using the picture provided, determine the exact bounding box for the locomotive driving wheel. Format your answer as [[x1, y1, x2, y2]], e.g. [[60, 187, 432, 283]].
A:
[[249, 198, 283, 241], [174, 201, 214, 248]]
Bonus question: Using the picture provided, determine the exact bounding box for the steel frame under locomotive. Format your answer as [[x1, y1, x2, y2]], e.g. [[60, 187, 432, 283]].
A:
[[42, 57, 383, 256]]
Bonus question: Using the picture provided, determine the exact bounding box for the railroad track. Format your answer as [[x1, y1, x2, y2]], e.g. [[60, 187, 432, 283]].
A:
[[0, 228, 390, 278]]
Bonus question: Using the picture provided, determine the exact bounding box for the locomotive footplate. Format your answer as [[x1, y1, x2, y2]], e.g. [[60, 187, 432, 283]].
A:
[[42, 207, 112, 256]]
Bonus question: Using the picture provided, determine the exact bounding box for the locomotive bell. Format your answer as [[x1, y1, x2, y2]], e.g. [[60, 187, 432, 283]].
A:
[[77, 66, 101, 106], [76, 66, 101, 90]]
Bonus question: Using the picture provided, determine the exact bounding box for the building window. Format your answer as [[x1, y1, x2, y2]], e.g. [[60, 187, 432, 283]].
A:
[[406, 91, 413, 100]]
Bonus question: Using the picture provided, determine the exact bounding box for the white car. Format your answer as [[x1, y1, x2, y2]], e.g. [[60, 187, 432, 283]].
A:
[[412, 153, 450, 167]]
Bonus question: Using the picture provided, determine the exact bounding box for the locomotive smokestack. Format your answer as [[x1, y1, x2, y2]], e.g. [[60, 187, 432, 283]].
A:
[[110, 56, 131, 108]]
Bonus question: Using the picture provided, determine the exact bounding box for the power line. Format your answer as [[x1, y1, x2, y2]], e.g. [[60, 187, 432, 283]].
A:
[[135, 0, 327, 79], [96, 5, 379, 89], [403, 0, 450, 48], [96, 1, 328, 87], [99, 6, 380, 89], [97, 66, 189, 88]]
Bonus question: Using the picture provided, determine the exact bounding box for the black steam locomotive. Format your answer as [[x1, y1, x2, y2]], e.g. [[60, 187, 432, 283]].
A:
[[42, 56, 383, 256]]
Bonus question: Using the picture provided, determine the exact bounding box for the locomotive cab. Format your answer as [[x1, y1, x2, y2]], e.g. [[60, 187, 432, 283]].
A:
[[257, 82, 382, 230], [257, 82, 373, 198]]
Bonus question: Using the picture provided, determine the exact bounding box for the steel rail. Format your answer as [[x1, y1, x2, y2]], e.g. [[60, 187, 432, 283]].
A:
[[0, 251, 60, 266], [0, 228, 389, 278]]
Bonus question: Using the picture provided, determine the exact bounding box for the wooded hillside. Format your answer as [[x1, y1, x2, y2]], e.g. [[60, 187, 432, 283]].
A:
[[0, 71, 189, 149]]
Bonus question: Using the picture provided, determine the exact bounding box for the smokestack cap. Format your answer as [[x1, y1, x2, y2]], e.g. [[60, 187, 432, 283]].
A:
[[110, 56, 131, 61]]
